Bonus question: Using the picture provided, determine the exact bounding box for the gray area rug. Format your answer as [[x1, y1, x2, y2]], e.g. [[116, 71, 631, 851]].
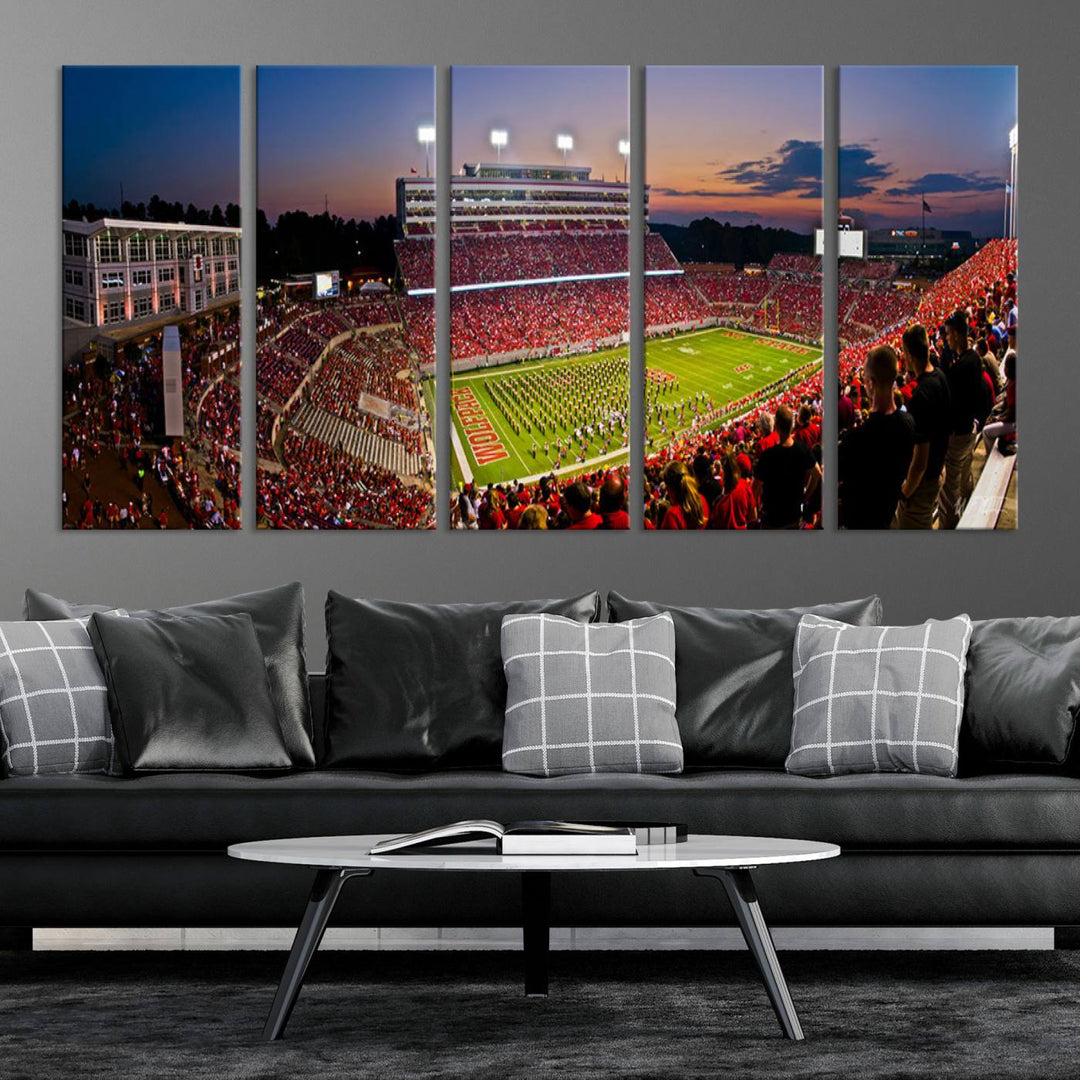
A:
[[0, 949, 1074, 1079]]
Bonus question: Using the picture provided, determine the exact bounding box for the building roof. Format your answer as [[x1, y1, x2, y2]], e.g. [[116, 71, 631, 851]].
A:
[[62, 217, 241, 237]]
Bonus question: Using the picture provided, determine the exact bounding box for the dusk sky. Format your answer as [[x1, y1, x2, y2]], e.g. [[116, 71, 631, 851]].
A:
[[841, 66, 1017, 236], [63, 67, 239, 212], [647, 67, 822, 233], [258, 66, 434, 224], [453, 67, 628, 181]]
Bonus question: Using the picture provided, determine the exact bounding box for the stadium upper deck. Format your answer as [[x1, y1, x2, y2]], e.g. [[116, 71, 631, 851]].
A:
[[396, 161, 636, 240]]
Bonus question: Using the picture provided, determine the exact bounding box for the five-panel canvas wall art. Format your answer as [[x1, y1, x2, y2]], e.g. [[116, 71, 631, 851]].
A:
[[61, 65, 1017, 532]]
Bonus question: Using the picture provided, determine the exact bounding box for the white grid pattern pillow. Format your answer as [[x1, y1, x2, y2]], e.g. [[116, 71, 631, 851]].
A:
[[0, 618, 121, 777], [786, 613, 973, 778], [501, 612, 683, 777]]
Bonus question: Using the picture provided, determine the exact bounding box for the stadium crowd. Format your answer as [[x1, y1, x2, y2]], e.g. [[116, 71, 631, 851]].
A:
[[254, 293, 434, 529], [451, 465, 632, 530], [63, 308, 242, 529], [838, 239, 1018, 529], [258, 431, 432, 529]]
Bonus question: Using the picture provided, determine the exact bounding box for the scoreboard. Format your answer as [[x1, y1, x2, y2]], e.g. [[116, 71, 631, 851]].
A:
[[815, 229, 866, 258], [313, 270, 340, 299]]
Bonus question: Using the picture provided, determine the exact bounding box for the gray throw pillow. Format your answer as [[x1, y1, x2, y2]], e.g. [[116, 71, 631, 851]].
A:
[[0, 618, 121, 776], [786, 613, 973, 778], [501, 612, 682, 777]]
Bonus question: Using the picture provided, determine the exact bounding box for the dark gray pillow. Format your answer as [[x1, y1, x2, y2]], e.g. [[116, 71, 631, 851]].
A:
[[88, 611, 291, 774], [323, 590, 601, 770], [607, 593, 883, 767], [501, 612, 682, 777], [25, 584, 314, 768], [0, 618, 120, 776], [787, 613, 972, 778], [961, 616, 1080, 771]]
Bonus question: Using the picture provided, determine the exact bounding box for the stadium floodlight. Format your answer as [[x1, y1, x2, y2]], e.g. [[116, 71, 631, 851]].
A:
[[556, 133, 573, 164], [618, 139, 630, 183], [490, 128, 508, 163], [1008, 124, 1018, 151], [417, 125, 436, 177]]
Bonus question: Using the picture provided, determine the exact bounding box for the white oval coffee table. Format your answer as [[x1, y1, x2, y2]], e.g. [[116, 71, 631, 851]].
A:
[[229, 833, 839, 1042]]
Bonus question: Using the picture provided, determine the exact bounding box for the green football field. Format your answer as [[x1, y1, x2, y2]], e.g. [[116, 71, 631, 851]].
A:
[[448, 326, 821, 489]]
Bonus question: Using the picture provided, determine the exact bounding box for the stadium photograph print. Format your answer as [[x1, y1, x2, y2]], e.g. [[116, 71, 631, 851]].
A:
[[449, 65, 631, 531], [644, 66, 824, 531], [62, 66, 242, 530], [837, 66, 1018, 531], [256, 66, 436, 529]]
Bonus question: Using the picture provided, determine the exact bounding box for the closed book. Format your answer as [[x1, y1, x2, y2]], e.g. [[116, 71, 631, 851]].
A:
[[501, 827, 636, 856]]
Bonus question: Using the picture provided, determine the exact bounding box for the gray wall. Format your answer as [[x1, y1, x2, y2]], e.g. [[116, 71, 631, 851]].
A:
[[0, 0, 1067, 662]]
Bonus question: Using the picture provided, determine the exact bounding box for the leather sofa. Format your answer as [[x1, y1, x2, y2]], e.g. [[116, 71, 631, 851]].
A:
[[4, 673, 1080, 935]]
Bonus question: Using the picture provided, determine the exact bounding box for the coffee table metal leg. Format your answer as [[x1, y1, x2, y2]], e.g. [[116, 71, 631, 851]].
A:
[[263, 868, 368, 1041], [522, 871, 551, 996], [694, 868, 804, 1041]]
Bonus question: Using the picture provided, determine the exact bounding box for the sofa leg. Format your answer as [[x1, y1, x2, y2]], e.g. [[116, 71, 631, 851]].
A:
[[0, 927, 33, 951], [1054, 927, 1080, 949]]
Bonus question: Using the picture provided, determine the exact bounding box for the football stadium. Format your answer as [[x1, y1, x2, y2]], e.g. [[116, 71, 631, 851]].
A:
[[404, 157, 825, 528]]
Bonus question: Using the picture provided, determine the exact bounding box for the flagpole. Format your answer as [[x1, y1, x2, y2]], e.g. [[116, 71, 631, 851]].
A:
[[921, 191, 925, 252], [1003, 183, 1008, 239]]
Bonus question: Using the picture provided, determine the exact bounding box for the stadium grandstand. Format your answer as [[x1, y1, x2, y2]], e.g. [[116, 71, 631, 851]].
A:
[[254, 290, 435, 530], [838, 238, 1018, 529]]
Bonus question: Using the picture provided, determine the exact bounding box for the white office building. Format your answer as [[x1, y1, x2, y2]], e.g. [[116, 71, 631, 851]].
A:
[[62, 218, 241, 360]]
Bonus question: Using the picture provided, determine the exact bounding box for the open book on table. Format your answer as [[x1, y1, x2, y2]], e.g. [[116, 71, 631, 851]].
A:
[[370, 820, 687, 856]]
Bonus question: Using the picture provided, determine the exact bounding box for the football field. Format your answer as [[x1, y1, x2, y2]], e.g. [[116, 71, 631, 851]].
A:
[[449, 326, 821, 488]]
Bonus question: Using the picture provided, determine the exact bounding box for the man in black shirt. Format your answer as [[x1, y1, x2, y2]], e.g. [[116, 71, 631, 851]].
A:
[[839, 345, 915, 529], [753, 404, 819, 529], [938, 309, 984, 528], [895, 323, 951, 529]]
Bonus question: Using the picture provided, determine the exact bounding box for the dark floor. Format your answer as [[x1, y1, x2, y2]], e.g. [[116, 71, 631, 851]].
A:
[[1, 948, 1077, 1079]]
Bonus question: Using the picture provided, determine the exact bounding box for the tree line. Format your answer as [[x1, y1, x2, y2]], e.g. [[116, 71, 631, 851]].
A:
[[63, 195, 241, 228], [256, 209, 399, 285], [653, 218, 813, 268]]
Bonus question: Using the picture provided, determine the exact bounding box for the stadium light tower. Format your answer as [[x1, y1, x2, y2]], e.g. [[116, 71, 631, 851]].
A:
[[417, 125, 436, 177], [490, 128, 508, 163], [556, 133, 573, 165], [618, 139, 630, 183], [1007, 124, 1018, 239]]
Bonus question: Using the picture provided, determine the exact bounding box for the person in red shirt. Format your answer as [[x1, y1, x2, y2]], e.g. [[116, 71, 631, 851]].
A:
[[660, 461, 708, 529], [598, 473, 630, 529], [563, 481, 603, 529], [507, 485, 529, 529], [710, 453, 757, 529], [756, 413, 780, 453], [478, 487, 507, 530]]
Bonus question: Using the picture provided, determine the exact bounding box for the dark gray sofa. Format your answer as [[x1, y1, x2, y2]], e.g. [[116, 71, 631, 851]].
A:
[[4, 675, 1080, 934]]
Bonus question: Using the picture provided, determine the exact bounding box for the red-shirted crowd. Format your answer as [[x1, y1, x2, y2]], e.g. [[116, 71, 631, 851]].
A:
[[62, 308, 242, 529]]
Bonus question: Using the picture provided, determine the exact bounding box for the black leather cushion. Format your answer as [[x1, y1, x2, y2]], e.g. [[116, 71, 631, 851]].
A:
[[323, 590, 601, 770], [24, 584, 314, 768], [88, 611, 292, 774], [961, 616, 1080, 771], [607, 594, 883, 767], [3, 768, 1079, 851]]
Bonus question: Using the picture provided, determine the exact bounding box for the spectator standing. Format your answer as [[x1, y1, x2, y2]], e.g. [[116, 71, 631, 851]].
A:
[[838, 345, 915, 529], [895, 324, 951, 529], [753, 405, 819, 529], [939, 309, 988, 528]]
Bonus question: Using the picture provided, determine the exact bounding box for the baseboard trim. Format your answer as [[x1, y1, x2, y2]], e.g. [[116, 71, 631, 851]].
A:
[[30, 926, 1055, 952]]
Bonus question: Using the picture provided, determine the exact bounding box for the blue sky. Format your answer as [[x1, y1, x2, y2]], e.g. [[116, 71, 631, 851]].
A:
[[63, 66, 239, 211], [257, 66, 434, 223], [840, 66, 1017, 235]]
